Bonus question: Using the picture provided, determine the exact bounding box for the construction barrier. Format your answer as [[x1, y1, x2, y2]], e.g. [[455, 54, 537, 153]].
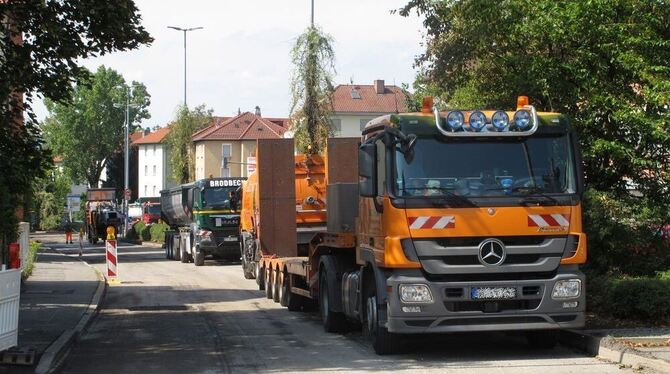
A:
[[106, 239, 118, 282], [0, 269, 20, 351]]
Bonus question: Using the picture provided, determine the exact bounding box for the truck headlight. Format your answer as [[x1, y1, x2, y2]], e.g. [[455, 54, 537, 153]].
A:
[[552, 279, 581, 299], [399, 284, 434, 303]]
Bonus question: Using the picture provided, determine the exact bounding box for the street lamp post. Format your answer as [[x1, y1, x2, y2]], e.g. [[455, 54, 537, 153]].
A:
[[114, 86, 139, 237], [167, 26, 203, 107]]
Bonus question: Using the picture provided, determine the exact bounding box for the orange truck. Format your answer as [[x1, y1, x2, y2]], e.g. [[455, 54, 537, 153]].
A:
[[240, 97, 587, 354]]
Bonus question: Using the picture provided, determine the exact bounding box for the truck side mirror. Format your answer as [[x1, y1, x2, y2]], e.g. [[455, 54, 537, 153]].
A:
[[358, 142, 377, 197]]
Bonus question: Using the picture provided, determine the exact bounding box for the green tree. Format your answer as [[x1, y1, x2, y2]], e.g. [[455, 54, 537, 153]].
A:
[[288, 26, 336, 155], [166, 105, 213, 184], [42, 66, 150, 187], [0, 0, 151, 259], [399, 0, 670, 273]]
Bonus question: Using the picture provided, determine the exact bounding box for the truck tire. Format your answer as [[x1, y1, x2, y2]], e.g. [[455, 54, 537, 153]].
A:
[[174, 236, 181, 261], [363, 273, 400, 355], [265, 266, 273, 299], [180, 241, 189, 263], [319, 270, 347, 333], [272, 268, 281, 303], [194, 249, 205, 266], [241, 236, 255, 279], [257, 264, 265, 291], [279, 269, 290, 307], [526, 330, 558, 349], [165, 233, 172, 259]]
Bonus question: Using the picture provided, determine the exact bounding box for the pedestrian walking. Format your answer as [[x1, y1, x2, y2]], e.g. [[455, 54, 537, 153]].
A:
[[64, 221, 73, 244]]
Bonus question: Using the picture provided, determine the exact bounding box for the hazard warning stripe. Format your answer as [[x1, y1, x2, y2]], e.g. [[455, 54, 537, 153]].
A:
[[408, 216, 455, 229], [528, 214, 570, 227], [106, 240, 117, 277]]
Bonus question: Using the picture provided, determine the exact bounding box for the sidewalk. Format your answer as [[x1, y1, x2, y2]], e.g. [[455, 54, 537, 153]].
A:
[[562, 328, 670, 373], [0, 233, 104, 374]]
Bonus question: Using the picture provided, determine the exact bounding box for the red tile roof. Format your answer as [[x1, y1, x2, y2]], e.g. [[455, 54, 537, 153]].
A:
[[129, 131, 144, 144], [132, 127, 171, 145], [192, 112, 288, 141], [332, 84, 407, 113]]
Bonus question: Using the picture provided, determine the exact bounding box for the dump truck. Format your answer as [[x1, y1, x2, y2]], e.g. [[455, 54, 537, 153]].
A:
[[85, 188, 121, 244], [142, 201, 161, 224], [240, 96, 587, 354], [161, 177, 245, 266]]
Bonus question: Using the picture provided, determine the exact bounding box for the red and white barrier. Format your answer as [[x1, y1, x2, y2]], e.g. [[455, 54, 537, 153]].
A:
[[106, 239, 118, 281]]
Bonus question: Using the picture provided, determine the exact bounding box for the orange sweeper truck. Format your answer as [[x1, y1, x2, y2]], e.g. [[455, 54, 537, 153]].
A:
[[239, 96, 587, 354]]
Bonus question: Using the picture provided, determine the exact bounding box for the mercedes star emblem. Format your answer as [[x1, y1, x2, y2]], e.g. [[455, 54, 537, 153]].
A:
[[478, 238, 506, 266]]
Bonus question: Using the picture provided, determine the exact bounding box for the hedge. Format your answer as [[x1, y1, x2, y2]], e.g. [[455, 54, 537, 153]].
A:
[[127, 221, 168, 244], [588, 274, 670, 321]]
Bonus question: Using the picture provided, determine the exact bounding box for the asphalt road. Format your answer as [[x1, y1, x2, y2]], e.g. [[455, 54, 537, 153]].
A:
[[52, 242, 637, 374]]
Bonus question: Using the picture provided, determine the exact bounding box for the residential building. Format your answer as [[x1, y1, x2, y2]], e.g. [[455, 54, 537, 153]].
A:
[[132, 127, 173, 199], [330, 79, 407, 137], [193, 111, 288, 179]]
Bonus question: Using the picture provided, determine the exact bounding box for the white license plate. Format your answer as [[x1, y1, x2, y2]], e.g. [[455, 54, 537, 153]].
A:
[[471, 287, 516, 300], [223, 236, 238, 242]]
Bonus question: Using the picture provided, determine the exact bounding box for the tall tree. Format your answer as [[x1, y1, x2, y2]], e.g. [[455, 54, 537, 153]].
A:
[[0, 0, 151, 252], [399, 0, 670, 215], [288, 26, 336, 155], [166, 105, 213, 184], [42, 66, 151, 187]]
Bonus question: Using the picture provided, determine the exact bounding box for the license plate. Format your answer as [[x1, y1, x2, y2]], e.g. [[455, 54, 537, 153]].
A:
[[471, 287, 516, 300], [223, 236, 238, 242]]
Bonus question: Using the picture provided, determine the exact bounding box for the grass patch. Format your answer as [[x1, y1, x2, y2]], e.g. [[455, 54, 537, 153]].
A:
[[21, 241, 41, 280]]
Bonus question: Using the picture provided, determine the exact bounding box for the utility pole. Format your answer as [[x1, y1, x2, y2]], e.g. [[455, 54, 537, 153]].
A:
[[167, 26, 203, 108], [114, 86, 139, 237], [311, 0, 314, 26]]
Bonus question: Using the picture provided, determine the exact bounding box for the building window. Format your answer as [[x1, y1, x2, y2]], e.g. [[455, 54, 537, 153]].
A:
[[221, 143, 232, 177], [144, 146, 147, 156], [153, 186, 156, 196], [331, 119, 342, 136], [144, 185, 148, 195], [360, 118, 374, 131], [153, 144, 156, 155], [153, 165, 156, 176], [144, 165, 148, 176]]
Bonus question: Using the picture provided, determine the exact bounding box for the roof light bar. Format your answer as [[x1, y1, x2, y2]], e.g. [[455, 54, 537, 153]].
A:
[[433, 105, 538, 137]]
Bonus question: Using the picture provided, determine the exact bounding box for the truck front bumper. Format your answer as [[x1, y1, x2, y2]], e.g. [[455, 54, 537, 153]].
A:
[[385, 268, 585, 334], [197, 234, 240, 258]]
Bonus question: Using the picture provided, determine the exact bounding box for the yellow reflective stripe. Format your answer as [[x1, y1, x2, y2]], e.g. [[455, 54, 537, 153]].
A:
[[193, 210, 237, 214]]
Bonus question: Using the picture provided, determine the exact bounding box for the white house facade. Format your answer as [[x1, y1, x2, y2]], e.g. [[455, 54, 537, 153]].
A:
[[133, 127, 173, 198]]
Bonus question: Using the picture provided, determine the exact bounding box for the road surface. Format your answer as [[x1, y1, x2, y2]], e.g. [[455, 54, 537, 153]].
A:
[[49, 241, 638, 373]]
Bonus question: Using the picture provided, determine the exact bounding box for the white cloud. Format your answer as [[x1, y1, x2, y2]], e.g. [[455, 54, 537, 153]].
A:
[[33, 0, 424, 128]]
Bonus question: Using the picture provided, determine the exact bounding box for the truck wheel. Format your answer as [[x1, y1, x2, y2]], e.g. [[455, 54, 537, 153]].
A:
[[174, 237, 181, 261], [363, 274, 400, 355], [272, 268, 281, 303], [265, 267, 273, 299], [180, 243, 189, 263], [165, 233, 172, 259], [319, 270, 347, 333], [279, 269, 289, 307], [525, 330, 558, 349], [257, 264, 265, 291], [194, 249, 205, 266]]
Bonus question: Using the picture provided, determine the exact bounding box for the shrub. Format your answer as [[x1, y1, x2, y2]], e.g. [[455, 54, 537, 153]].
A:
[[21, 241, 41, 280], [588, 275, 670, 321], [126, 221, 145, 241], [140, 225, 151, 241], [149, 222, 169, 243]]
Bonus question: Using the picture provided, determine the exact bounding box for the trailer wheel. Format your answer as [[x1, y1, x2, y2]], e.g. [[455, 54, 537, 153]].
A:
[[525, 330, 558, 349], [264, 266, 273, 299], [257, 264, 265, 291], [319, 269, 347, 333], [279, 269, 290, 307], [272, 267, 281, 303], [194, 248, 205, 266], [363, 272, 400, 355]]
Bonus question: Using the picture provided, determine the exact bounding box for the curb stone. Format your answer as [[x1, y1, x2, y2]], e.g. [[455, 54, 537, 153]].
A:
[[33, 251, 107, 374], [560, 330, 670, 373]]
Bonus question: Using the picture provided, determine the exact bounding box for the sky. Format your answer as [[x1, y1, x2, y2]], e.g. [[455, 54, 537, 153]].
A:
[[34, 0, 426, 129]]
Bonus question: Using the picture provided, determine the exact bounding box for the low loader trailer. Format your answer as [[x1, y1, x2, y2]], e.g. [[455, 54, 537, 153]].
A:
[[161, 177, 244, 266], [241, 97, 587, 354]]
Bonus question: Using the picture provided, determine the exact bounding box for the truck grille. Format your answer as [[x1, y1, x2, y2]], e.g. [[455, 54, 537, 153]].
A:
[[410, 236, 567, 276]]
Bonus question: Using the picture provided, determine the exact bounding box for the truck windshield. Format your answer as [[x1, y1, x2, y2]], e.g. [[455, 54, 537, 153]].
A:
[[146, 205, 161, 215], [201, 187, 240, 210], [395, 135, 576, 197]]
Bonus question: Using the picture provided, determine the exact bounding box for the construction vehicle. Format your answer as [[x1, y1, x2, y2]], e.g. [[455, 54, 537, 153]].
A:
[[161, 177, 244, 266], [240, 96, 587, 354], [85, 188, 121, 244], [142, 201, 161, 224]]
